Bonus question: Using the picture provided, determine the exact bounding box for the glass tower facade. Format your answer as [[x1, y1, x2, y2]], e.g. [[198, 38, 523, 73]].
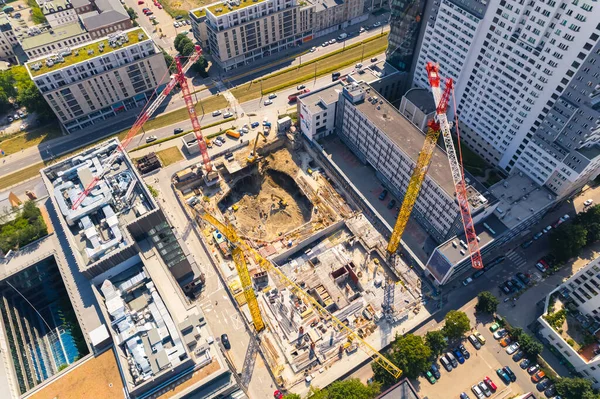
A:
[[386, 0, 427, 72]]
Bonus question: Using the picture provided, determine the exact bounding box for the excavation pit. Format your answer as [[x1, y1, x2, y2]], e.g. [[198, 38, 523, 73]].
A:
[[219, 168, 313, 241]]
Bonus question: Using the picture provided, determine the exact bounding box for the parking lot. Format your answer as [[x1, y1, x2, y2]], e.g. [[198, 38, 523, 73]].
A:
[[415, 305, 545, 399]]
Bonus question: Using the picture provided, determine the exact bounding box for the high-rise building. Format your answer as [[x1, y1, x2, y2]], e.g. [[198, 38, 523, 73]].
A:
[[25, 28, 168, 134], [414, 0, 600, 199], [386, 0, 427, 75]]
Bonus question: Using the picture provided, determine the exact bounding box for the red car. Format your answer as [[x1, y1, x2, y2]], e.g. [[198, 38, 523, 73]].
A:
[[274, 390, 283, 399], [484, 376, 497, 391], [137, 0, 144, 4], [142, 7, 149, 12], [157, 4, 162, 8]]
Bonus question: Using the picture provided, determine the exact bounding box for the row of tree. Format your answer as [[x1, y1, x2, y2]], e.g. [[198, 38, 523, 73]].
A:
[[283, 379, 381, 399], [0, 66, 54, 121], [549, 204, 600, 263], [167, 34, 208, 77]]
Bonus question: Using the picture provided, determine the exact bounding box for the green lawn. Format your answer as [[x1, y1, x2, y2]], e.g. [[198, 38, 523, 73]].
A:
[[0, 126, 63, 156], [156, 147, 184, 166]]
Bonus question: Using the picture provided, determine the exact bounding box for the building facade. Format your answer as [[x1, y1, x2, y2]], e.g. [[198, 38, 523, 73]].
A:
[[0, 13, 18, 64], [386, 0, 426, 74], [39, 0, 79, 28], [538, 256, 600, 388], [26, 28, 169, 133], [313, 0, 366, 37]]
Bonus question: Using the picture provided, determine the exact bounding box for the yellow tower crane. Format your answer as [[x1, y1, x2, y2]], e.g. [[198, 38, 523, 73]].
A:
[[190, 204, 403, 379], [386, 120, 442, 254]]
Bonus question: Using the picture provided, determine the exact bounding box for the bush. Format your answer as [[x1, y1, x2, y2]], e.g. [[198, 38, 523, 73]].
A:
[[0, 201, 48, 253], [567, 338, 575, 347]]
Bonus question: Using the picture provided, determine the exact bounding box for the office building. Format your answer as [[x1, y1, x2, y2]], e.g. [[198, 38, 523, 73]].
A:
[[515, 40, 600, 200], [398, 87, 435, 132], [0, 13, 19, 64], [190, 0, 367, 71], [538, 255, 600, 388], [41, 138, 205, 297], [298, 81, 493, 244], [26, 28, 169, 134], [386, 0, 426, 76], [414, 0, 600, 184]]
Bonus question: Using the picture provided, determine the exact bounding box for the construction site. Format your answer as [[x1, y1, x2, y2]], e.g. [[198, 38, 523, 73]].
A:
[[175, 132, 427, 391]]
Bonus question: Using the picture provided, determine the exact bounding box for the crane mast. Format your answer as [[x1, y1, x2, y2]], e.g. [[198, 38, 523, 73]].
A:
[[426, 62, 483, 270], [71, 46, 210, 210]]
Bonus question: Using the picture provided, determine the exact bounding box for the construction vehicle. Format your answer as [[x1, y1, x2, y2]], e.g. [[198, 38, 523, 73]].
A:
[[247, 132, 267, 163], [271, 194, 288, 208], [226, 129, 240, 139], [263, 121, 272, 135], [189, 204, 403, 379], [70, 46, 212, 210]]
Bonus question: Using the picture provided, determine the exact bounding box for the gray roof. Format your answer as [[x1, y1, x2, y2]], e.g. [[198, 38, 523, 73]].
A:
[[376, 379, 420, 399], [404, 87, 436, 114], [80, 0, 129, 30], [301, 81, 344, 114], [70, 0, 91, 8]]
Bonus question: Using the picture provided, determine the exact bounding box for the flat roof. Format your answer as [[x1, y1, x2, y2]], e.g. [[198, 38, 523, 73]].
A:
[[300, 81, 344, 114], [41, 0, 73, 14], [349, 82, 456, 196], [578, 145, 600, 160], [488, 173, 555, 229], [376, 379, 420, 399], [404, 87, 436, 114], [20, 22, 86, 51], [27, 27, 148, 77], [27, 350, 124, 399], [207, 0, 267, 16], [191, 7, 206, 18]]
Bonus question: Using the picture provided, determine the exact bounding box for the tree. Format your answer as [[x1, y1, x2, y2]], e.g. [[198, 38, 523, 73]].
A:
[[442, 310, 471, 340], [373, 333, 431, 384], [126, 6, 137, 20], [519, 334, 543, 358], [283, 394, 301, 399], [549, 223, 587, 263], [181, 41, 197, 57], [306, 379, 380, 399], [425, 330, 447, 357], [509, 327, 524, 342], [476, 291, 499, 314], [162, 51, 177, 73], [555, 377, 595, 399], [174, 34, 191, 53], [192, 56, 208, 77]]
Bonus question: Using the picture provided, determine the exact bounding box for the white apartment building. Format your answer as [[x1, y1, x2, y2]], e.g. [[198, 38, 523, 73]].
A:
[[413, 0, 600, 198], [0, 13, 18, 64], [25, 28, 168, 133], [38, 0, 79, 28], [538, 256, 600, 388]]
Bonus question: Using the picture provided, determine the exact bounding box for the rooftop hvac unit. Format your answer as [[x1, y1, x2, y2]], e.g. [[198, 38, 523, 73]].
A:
[[46, 59, 54, 66], [87, 49, 94, 55], [138, 33, 144, 41]]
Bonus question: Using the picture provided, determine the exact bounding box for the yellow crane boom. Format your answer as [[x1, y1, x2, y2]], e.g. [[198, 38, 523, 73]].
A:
[[247, 132, 267, 163], [387, 121, 441, 254], [191, 204, 402, 379]]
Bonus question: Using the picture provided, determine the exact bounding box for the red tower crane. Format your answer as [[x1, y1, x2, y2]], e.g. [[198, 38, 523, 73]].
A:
[[71, 46, 211, 210], [426, 62, 484, 270]]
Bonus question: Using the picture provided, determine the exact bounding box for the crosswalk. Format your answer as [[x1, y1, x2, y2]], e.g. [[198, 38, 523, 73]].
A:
[[506, 249, 527, 269]]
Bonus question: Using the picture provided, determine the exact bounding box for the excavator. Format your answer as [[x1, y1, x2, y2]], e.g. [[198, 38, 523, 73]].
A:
[[247, 132, 267, 163], [271, 193, 288, 208]]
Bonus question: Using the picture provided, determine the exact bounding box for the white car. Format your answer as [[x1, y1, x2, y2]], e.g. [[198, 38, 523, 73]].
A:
[[359, 27, 365, 33], [268, 93, 277, 99], [329, 39, 336, 44], [493, 329, 508, 339], [264, 100, 273, 106], [173, 22, 180, 28], [355, 63, 362, 69], [373, 21, 382, 27], [321, 42, 328, 47], [145, 135, 158, 143], [543, 225, 552, 233], [149, 15, 156, 20], [506, 342, 520, 355], [471, 384, 485, 399], [212, 110, 222, 117], [310, 46, 316, 52], [584, 199, 594, 206], [559, 214, 570, 222], [223, 112, 233, 118], [214, 139, 223, 147]]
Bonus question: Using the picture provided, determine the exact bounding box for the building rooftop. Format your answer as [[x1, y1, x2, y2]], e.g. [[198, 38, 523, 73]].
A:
[[98, 263, 191, 390], [41, 138, 156, 268], [488, 173, 556, 229], [346, 82, 456, 197], [191, 7, 206, 18], [40, 0, 74, 14], [314, 0, 343, 12], [376, 379, 420, 399], [79, 0, 130, 31], [20, 22, 86, 51], [434, 214, 508, 270], [26, 27, 148, 77], [404, 87, 436, 114], [207, 0, 267, 16], [578, 144, 600, 160], [300, 81, 344, 114]]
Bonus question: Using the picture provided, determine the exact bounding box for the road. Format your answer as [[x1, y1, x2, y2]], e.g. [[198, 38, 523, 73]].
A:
[[122, 0, 181, 53]]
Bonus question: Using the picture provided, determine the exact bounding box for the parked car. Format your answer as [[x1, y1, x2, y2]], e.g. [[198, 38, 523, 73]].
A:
[[212, 110, 222, 117], [463, 277, 473, 286], [472, 270, 485, 279], [387, 199, 396, 209], [478, 381, 491, 397], [7, 116, 12, 123], [223, 112, 233, 118], [251, 121, 260, 128], [460, 393, 471, 399], [469, 334, 482, 349], [489, 323, 500, 332], [425, 370, 436, 384], [521, 240, 534, 248], [500, 283, 511, 294], [531, 370, 546, 382], [516, 272, 530, 285], [373, 21, 382, 27], [527, 365, 540, 374], [533, 232, 544, 240], [297, 84, 306, 90], [484, 377, 497, 391], [445, 352, 458, 368], [496, 368, 510, 384], [268, 93, 278, 99], [221, 333, 231, 349], [493, 329, 508, 339], [471, 384, 484, 399], [173, 127, 184, 134], [584, 199, 594, 206], [458, 344, 470, 359], [499, 337, 512, 347], [504, 366, 516, 382], [520, 359, 531, 369], [264, 99, 273, 106], [274, 390, 284, 399], [430, 363, 441, 379], [370, 57, 378, 62], [543, 225, 552, 233], [145, 135, 157, 143], [506, 343, 520, 355], [310, 46, 316, 52], [173, 21, 179, 27], [512, 350, 525, 362], [536, 378, 551, 391], [544, 385, 556, 397], [378, 189, 388, 200], [440, 356, 452, 371], [452, 348, 465, 364], [474, 332, 486, 345]]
